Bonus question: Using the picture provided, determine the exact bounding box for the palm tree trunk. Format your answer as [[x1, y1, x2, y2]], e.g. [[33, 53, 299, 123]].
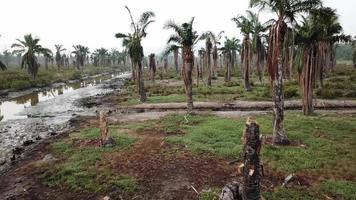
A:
[[244, 38, 252, 91], [137, 60, 147, 102], [174, 49, 179, 76], [183, 47, 194, 113], [272, 36, 290, 145], [301, 47, 315, 115], [207, 52, 212, 86]]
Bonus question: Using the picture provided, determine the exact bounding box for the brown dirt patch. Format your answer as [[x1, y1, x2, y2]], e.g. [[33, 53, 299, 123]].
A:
[[104, 131, 235, 200]]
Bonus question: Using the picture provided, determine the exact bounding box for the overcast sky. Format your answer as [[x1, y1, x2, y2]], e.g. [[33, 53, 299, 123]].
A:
[[0, 0, 354, 55]]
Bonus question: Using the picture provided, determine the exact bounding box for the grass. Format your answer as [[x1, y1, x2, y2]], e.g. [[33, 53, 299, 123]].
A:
[[118, 65, 356, 106], [122, 112, 356, 199], [40, 127, 137, 198], [0, 66, 120, 91]]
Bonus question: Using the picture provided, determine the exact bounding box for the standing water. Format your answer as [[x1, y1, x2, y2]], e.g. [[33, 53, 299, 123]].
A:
[[0, 72, 130, 172]]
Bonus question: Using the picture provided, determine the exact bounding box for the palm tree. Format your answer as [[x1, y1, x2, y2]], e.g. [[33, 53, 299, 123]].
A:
[[95, 48, 109, 66], [115, 6, 155, 103], [54, 45, 66, 70], [198, 48, 206, 81], [295, 7, 348, 115], [250, 0, 322, 144], [11, 34, 51, 79], [200, 31, 224, 86], [110, 48, 120, 66], [220, 37, 241, 82], [2, 50, 12, 66], [251, 13, 270, 84], [164, 45, 180, 76], [164, 18, 199, 113], [44, 50, 53, 69], [148, 53, 157, 82], [232, 11, 254, 91], [72, 45, 90, 70], [353, 37, 356, 69]]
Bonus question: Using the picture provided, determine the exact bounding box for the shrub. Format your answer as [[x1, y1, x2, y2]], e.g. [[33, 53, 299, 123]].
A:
[[10, 80, 32, 90]]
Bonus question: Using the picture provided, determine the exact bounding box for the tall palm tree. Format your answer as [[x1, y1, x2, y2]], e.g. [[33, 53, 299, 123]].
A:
[[11, 34, 51, 79], [250, 0, 322, 144], [220, 37, 241, 82], [353, 37, 356, 69], [200, 31, 224, 86], [232, 11, 254, 91], [115, 6, 155, 103], [54, 45, 66, 70], [2, 50, 12, 66], [110, 48, 120, 66], [148, 53, 157, 82], [295, 7, 348, 115], [164, 45, 180, 76], [251, 13, 270, 84], [44, 50, 53, 70], [164, 18, 199, 113], [198, 48, 206, 81], [72, 45, 90, 70]]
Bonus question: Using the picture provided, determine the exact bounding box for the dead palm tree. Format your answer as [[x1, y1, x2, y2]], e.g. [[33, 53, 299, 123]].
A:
[[11, 34, 51, 79], [115, 6, 155, 103], [164, 18, 199, 113], [250, 0, 322, 144]]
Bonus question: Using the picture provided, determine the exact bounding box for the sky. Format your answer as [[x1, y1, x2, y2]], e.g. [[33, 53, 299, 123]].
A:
[[0, 0, 355, 55]]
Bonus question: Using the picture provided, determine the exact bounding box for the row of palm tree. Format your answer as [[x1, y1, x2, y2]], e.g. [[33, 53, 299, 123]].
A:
[[113, 1, 351, 145]]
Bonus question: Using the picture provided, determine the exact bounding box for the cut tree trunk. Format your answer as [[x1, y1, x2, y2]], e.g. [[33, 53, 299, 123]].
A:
[[100, 111, 115, 147], [220, 118, 262, 200]]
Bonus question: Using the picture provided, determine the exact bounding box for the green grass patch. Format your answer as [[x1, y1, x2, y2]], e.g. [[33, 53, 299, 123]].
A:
[[41, 128, 137, 197], [0, 66, 118, 91]]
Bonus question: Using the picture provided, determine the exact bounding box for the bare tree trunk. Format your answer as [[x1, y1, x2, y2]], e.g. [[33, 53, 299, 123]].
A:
[[100, 111, 115, 147], [137, 61, 147, 102]]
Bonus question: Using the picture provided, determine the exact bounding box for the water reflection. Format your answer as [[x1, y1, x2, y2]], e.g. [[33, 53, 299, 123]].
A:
[[0, 74, 113, 122], [0, 103, 3, 122]]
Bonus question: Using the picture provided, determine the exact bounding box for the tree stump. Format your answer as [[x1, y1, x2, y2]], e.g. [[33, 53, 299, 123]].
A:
[[220, 117, 262, 200], [99, 111, 115, 147]]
